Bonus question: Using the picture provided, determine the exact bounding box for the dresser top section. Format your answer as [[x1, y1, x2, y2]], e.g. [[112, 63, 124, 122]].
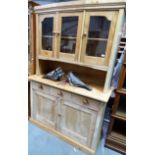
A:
[[34, 0, 126, 13]]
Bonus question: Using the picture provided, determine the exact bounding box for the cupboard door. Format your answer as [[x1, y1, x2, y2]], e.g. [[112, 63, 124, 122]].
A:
[[31, 89, 58, 129], [57, 13, 83, 62], [39, 14, 56, 58], [81, 11, 118, 66], [58, 96, 97, 147]]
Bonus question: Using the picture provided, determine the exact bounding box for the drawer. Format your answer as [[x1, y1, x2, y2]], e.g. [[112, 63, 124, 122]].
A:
[[31, 81, 59, 97], [60, 90, 101, 112], [31, 81, 102, 112]]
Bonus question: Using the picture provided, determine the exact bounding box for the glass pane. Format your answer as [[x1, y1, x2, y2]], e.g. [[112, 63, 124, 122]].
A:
[[86, 16, 111, 57], [42, 17, 53, 51], [61, 38, 76, 53], [42, 37, 53, 51], [86, 40, 107, 57], [61, 16, 78, 37], [60, 16, 78, 54], [88, 16, 111, 38]]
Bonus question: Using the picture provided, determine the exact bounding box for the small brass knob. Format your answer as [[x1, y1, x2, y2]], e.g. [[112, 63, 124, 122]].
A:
[[58, 114, 62, 117], [83, 98, 89, 105], [39, 84, 43, 90], [57, 91, 63, 96], [82, 32, 87, 37]]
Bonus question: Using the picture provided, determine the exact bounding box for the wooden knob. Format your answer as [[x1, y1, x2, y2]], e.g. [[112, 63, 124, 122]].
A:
[[58, 114, 62, 117], [57, 32, 60, 36], [57, 91, 63, 96], [39, 84, 43, 90], [83, 98, 89, 105], [82, 32, 87, 37]]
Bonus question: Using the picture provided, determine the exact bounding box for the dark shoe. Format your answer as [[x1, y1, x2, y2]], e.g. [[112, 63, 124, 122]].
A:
[[43, 67, 64, 81], [67, 72, 92, 91]]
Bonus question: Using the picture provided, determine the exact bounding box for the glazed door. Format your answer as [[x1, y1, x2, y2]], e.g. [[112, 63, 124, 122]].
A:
[[58, 94, 97, 147], [57, 13, 83, 62], [81, 11, 118, 66], [39, 14, 56, 58], [31, 89, 58, 129]]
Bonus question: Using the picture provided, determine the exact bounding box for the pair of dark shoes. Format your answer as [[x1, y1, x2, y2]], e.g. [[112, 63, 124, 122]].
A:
[[43, 67, 64, 81], [43, 67, 92, 91]]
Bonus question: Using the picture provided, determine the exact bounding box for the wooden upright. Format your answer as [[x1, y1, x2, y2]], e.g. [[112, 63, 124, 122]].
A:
[[29, 0, 126, 154], [28, 0, 39, 118]]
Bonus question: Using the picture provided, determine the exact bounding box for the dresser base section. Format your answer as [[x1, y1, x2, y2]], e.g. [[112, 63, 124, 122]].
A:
[[29, 118, 96, 155]]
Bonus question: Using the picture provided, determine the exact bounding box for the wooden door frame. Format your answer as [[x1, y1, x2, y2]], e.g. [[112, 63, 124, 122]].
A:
[[57, 12, 83, 62], [38, 14, 56, 58], [80, 11, 118, 66], [58, 98, 97, 147]]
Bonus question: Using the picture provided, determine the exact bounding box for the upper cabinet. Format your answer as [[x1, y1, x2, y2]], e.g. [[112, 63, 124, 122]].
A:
[[39, 14, 56, 58], [57, 13, 83, 62], [81, 11, 118, 66], [37, 11, 118, 68]]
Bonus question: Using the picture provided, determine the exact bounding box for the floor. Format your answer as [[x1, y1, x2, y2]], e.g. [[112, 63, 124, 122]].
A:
[[28, 122, 122, 155]]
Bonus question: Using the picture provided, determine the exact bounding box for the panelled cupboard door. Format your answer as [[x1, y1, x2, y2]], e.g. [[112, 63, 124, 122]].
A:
[[58, 98, 97, 147], [31, 89, 58, 129], [81, 11, 118, 66], [39, 14, 56, 58], [57, 12, 83, 62]]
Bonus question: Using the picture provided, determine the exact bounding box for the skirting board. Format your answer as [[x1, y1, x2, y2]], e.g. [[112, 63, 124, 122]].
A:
[[29, 118, 95, 155]]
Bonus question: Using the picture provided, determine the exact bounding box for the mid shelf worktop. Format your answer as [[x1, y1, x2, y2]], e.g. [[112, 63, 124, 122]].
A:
[[38, 56, 109, 72], [29, 75, 113, 102]]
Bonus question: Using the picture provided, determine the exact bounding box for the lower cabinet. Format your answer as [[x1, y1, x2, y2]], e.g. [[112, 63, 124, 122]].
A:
[[31, 90, 58, 129], [58, 96, 98, 147], [30, 81, 105, 151]]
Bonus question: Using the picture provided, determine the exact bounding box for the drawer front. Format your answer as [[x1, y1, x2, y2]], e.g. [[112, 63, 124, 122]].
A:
[[31, 81, 102, 112], [31, 81, 59, 97], [59, 90, 101, 112]]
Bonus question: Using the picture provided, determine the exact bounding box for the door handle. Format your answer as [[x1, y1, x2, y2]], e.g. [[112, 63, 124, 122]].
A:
[[39, 84, 43, 90], [58, 114, 62, 117], [57, 91, 63, 97], [82, 98, 89, 105], [82, 32, 87, 38]]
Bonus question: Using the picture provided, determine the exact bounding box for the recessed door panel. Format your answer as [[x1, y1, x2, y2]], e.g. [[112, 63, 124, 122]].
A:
[[32, 90, 58, 128], [59, 97, 97, 147]]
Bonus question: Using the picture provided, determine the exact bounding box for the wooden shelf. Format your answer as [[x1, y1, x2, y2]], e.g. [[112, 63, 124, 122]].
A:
[[118, 50, 123, 54], [61, 36, 76, 40], [106, 143, 126, 154], [88, 38, 107, 41], [119, 45, 125, 49], [109, 131, 126, 143], [112, 111, 126, 121], [106, 131, 126, 154], [38, 56, 109, 72], [42, 35, 53, 38], [29, 75, 113, 102], [116, 88, 126, 95], [120, 41, 126, 45]]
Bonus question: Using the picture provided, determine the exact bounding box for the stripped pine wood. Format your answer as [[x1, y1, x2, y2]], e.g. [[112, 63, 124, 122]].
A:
[[29, 75, 113, 103], [29, 1, 126, 154]]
